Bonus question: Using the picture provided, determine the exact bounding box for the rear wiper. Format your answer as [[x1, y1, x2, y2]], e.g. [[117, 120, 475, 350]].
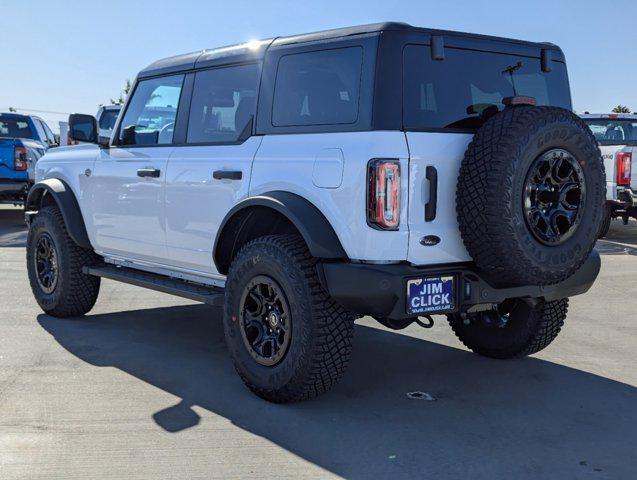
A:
[[502, 61, 523, 96]]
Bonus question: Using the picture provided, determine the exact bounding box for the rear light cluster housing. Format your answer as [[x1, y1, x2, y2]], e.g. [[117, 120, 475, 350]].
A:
[[616, 151, 632, 187], [14, 146, 28, 171], [367, 159, 401, 230]]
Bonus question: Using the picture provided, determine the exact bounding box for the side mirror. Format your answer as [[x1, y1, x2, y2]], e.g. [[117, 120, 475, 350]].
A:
[[68, 113, 98, 144], [53, 134, 61, 146]]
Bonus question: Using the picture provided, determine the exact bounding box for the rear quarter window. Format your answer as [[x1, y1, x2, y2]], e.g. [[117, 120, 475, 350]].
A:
[[271, 47, 363, 127], [403, 45, 572, 131]]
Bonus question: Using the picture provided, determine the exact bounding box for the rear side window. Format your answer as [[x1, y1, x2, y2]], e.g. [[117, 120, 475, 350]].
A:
[[187, 64, 259, 144], [118, 75, 184, 145], [403, 45, 571, 131], [272, 47, 363, 127], [0, 117, 34, 139], [584, 119, 637, 145]]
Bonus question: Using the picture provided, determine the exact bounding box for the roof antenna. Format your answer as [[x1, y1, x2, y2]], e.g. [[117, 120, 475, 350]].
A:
[[502, 61, 523, 96]]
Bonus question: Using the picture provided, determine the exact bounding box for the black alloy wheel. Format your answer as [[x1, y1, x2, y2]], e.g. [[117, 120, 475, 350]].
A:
[[239, 275, 292, 367], [34, 232, 59, 294], [523, 148, 586, 246]]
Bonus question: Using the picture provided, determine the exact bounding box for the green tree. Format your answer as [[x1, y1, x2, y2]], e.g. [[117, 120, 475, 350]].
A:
[[612, 105, 631, 113], [110, 79, 132, 105]]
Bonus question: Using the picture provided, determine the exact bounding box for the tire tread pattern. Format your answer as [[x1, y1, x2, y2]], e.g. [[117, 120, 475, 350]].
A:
[[225, 234, 354, 403]]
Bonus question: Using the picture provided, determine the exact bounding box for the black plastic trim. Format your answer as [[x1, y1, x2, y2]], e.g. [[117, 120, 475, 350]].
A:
[[322, 250, 601, 320], [85, 264, 224, 306], [25, 179, 92, 249], [213, 191, 347, 273], [425, 166, 438, 221]]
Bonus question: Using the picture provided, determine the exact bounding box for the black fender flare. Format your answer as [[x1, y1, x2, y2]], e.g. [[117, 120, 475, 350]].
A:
[[26, 178, 92, 249], [213, 191, 347, 274]]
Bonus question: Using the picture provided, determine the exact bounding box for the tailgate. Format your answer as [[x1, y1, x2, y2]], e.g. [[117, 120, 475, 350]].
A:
[[0, 139, 15, 179], [405, 132, 472, 266]]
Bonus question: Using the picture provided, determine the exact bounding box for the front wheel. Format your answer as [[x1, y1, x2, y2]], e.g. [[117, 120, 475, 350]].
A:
[[27, 205, 101, 317], [447, 298, 569, 359], [223, 234, 354, 403]]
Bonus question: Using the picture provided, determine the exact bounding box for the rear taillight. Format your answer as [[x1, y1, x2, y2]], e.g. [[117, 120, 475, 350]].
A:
[[13, 146, 28, 171], [616, 151, 632, 187], [367, 159, 400, 230]]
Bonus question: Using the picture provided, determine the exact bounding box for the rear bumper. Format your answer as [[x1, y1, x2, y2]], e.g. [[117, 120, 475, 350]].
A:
[[0, 179, 29, 199], [609, 188, 637, 220], [320, 250, 601, 320]]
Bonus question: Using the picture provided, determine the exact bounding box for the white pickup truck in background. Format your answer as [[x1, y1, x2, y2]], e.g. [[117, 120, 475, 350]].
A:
[[581, 114, 637, 237]]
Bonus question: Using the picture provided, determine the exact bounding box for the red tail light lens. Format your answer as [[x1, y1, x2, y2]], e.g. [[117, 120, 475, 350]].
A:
[[14, 146, 28, 171], [367, 159, 401, 230], [616, 151, 632, 187]]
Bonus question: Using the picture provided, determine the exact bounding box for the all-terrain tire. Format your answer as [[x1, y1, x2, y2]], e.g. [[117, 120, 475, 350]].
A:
[[223, 234, 354, 403], [447, 298, 569, 359], [27, 205, 101, 317], [457, 106, 605, 286]]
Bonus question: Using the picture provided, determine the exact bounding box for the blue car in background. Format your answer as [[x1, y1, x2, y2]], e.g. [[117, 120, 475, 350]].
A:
[[0, 113, 57, 205]]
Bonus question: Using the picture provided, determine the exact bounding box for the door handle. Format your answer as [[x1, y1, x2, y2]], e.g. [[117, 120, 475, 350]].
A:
[[137, 168, 161, 178], [213, 170, 242, 181], [425, 166, 438, 222]]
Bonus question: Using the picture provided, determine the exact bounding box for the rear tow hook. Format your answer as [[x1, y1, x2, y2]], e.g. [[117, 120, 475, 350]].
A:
[[415, 315, 435, 329]]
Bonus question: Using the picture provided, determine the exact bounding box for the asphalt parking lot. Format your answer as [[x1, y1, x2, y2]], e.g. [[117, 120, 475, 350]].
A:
[[0, 205, 635, 479]]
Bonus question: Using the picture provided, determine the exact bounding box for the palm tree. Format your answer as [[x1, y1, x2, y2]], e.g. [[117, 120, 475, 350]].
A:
[[612, 105, 631, 113], [110, 79, 132, 105]]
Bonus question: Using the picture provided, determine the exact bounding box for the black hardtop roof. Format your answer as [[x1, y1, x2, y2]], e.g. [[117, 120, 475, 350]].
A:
[[138, 22, 563, 78]]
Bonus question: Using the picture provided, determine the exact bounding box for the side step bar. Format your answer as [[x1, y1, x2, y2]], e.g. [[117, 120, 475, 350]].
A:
[[83, 265, 225, 307]]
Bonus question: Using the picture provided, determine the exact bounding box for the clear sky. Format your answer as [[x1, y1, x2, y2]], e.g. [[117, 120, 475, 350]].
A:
[[1, 0, 635, 132]]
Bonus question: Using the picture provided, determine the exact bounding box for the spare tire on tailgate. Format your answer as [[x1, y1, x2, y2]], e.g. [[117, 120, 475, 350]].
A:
[[456, 106, 605, 287]]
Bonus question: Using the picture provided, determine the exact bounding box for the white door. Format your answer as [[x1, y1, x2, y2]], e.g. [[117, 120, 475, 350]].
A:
[[88, 74, 185, 263], [164, 63, 261, 274]]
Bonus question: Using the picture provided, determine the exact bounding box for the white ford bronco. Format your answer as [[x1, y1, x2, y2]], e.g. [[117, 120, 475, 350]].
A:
[[580, 113, 636, 237], [26, 23, 605, 402]]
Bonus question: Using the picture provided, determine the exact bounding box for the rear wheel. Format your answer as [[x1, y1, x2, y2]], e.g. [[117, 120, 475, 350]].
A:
[[223, 234, 355, 402], [27, 205, 101, 317], [598, 203, 612, 239], [447, 298, 568, 359]]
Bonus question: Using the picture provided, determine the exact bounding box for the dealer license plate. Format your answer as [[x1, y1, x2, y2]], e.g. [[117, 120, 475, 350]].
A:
[[406, 276, 455, 315]]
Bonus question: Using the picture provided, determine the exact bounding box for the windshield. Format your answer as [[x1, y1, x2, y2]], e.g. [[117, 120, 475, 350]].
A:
[[0, 117, 34, 139], [98, 108, 120, 130], [403, 46, 572, 131], [584, 119, 637, 145]]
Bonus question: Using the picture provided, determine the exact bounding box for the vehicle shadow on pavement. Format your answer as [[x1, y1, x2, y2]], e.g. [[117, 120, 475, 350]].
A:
[[37, 305, 636, 479], [0, 206, 26, 248]]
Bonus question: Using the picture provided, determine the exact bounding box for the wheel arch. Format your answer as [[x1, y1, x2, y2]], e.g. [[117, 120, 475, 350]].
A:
[[213, 191, 347, 275], [26, 178, 92, 249]]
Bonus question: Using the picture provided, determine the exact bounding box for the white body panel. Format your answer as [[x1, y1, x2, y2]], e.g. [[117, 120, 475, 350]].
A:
[[35, 144, 100, 219], [36, 130, 475, 270], [250, 131, 410, 262], [85, 146, 171, 263], [164, 137, 262, 274], [405, 132, 472, 265]]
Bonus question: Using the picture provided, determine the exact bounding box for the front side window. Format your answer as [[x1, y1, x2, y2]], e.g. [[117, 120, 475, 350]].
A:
[[403, 45, 572, 131], [41, 120, 56, 144], [118, 75, 184, 145], [272, 47, 363, 127], [0, 117, 34, 139], [187, 64, 259, 144], [99, 108, 120, 131], [584, 119, 637, 145], [33, 119, 48, 142]]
